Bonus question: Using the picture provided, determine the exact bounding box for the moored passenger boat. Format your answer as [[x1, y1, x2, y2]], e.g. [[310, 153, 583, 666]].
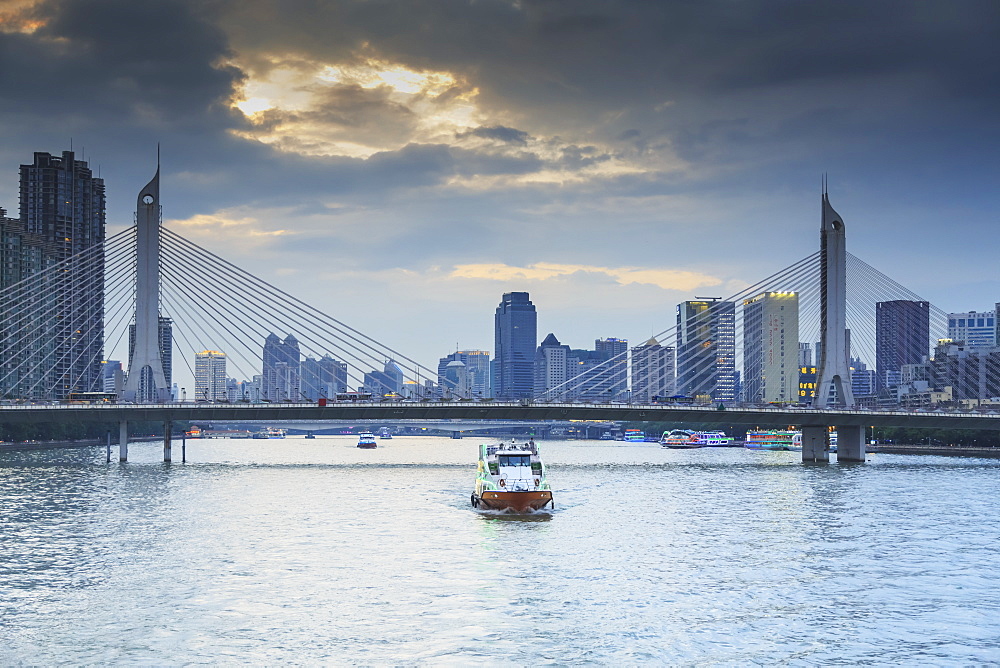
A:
[[745, 430, 799, 450], [472, 439, 553, 512], [660, 429, 699, 448]]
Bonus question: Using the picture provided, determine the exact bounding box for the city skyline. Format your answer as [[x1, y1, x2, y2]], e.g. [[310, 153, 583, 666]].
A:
[[0, 1, 996, 368]]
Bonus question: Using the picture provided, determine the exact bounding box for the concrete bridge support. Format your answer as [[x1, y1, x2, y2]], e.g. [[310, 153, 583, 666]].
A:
[[837, 424, 865, 462], [119, 420, 128, 462], [801, 426, 829, 463], [163, 421, 172, 462]]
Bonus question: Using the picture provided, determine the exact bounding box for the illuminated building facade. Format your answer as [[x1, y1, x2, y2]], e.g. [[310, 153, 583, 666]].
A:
[[676, 299, 736, 402], [194, 350, 227, 401], [742, 291, 799, 404]]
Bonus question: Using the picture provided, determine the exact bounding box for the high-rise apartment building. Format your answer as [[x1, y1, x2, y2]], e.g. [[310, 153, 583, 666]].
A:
[[742, 292, 799, 404], [1, 151, 106, 399], [875, 300, 930, 391], [194, 350, 227, 401], [262, 333, 301, 401], [676, 299, 736, 402], [631, 338, 675, 402], [493, 292, 537, 399], [947, 311, 997, 348]]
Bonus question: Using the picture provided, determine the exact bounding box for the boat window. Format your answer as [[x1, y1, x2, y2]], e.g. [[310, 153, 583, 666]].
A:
[[498, 455, 530, 466]]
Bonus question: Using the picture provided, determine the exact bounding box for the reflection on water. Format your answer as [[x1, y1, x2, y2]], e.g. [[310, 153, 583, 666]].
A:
[[2, 437, 1000, 664]]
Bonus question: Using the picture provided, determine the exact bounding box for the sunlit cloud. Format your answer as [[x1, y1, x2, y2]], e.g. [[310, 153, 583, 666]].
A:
[[0, 1, 43, 34], [449, 262, 723, 292], [167, 210, 293, 241], [226, 51, 676, 183]]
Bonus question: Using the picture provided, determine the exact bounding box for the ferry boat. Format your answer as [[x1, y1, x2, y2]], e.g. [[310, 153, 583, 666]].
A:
[[379, 427, 393, 439], [693, 431, 731, 447], [252, 427, 286, 439], [660, 429, 699, 448], [661, 429, 731, 448], [472, 439, 553, 513], [357, 432, 378, 449], [744, 430, 799, 451], [622, 428, 645, 442]]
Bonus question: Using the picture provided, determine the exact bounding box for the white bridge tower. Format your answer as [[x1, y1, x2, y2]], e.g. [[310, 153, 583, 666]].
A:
[[121, 160, 169, 403]]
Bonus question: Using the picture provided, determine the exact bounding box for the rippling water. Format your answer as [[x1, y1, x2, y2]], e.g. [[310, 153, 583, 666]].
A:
[[2, 437, 1000, 665]]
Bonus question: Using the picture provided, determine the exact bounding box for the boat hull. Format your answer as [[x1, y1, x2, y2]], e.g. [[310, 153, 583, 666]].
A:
[[476, 490, 553, 513]]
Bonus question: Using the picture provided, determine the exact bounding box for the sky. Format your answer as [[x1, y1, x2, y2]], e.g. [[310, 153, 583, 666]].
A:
[[0, 0, 998, 376]]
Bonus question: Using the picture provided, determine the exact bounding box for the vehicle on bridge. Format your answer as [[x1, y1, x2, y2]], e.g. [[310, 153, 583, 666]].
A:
[[472, 439, 553, 513], [65, 392, 117, 404]]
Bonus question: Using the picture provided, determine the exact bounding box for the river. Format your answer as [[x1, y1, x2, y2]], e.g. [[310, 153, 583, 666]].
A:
[[2, 436, 999, 664]]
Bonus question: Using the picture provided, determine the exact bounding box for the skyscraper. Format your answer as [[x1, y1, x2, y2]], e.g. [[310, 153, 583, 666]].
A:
[[742, 292, 799, 404], [493, 292, 537, 399], [194, 350, 227, 401], [8, 151, 106, 398], [262, 333, 301, 401], [676, 299, 736, 402], [631, 338, 675, 402], [875, 300, 930, 391]]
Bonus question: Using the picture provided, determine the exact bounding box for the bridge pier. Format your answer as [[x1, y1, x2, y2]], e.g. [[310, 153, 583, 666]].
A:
[[119, 420, 128, 462], [836, 424, 865, 462], [801, 426, 829, 463], [163, 421, 172, 462]]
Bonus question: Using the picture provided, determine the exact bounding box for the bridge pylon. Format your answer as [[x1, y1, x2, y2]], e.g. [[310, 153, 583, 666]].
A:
[[814, 181, 855, 411], [121, 158, 170, 403]]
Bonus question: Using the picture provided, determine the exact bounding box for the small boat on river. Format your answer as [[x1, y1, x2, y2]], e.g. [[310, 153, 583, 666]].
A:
[[357, 432, 377, 449], [472, 439, 553, 513]]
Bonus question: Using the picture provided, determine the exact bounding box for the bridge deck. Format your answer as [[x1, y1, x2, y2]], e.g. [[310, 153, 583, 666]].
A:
[[0, 402, 997, 430]]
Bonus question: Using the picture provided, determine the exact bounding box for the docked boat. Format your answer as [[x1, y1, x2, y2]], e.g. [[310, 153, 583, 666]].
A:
[[622, 428, 645, 442], [660, 429, 699, 448], [252, 427, 286, 439], [472, 439, 553, 512], [744, 429, 799, 450], [357, 432, 377, 449], [692, 431, 731, 447]]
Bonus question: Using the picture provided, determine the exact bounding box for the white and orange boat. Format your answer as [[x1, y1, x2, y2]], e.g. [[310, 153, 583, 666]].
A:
[[472, 439, 553, 513]]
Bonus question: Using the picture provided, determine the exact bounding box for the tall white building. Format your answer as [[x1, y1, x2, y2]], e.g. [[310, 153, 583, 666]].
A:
[[742, 292, 799, 404], [947, 310, 997, 348], [195, 350, 227, 401]]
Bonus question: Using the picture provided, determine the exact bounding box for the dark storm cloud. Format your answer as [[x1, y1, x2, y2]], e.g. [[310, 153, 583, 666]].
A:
[[0, 0, 241, 125]]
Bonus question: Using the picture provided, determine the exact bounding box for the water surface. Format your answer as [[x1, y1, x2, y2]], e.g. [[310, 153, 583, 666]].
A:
[[2, 437, 999, 664]]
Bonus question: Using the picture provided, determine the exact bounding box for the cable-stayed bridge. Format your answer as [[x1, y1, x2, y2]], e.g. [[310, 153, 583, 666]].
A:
[[0, 165, 997, 463]]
